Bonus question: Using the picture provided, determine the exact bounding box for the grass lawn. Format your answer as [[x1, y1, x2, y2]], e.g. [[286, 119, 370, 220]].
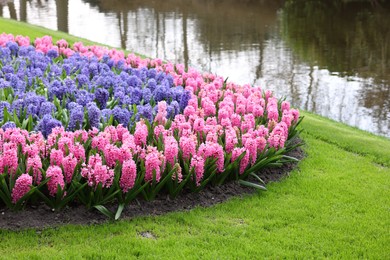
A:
[[0, 18, 389, 259]]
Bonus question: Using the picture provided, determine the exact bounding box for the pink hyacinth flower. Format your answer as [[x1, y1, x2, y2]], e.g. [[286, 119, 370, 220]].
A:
[[179, 135, 197, 160], [134, 119, 148, 146], [120, 159, 137, 193], [27, 155, 43, 184], [164, 136, 179, 166], [46, 166, 65, 197], [145, 150, 162, 183], [62, 155, 78, 184], [11, 174, 33, 204], [190, 155, 205, 185]]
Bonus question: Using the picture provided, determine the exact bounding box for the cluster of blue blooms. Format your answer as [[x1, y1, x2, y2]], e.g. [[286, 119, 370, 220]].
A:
[[0, 42, 191, 137]]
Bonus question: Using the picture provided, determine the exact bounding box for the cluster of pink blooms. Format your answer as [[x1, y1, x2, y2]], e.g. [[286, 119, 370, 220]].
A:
[[46, 166, 65, 197], [0, 33, 163, 67], [1, 128, 45, 203], [11, 174, 32, 204], [120, 159, 137, 193], [1, 34, 301, 205]]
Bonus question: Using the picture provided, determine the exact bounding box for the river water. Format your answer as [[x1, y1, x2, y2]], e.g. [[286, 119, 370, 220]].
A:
[[1, 0, 389, 137]]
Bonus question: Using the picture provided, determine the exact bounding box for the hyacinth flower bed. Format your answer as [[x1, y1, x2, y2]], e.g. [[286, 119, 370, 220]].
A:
[[0, 33, 302, 219]]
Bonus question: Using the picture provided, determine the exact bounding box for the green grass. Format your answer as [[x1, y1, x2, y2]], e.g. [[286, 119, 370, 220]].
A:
[[0, 17, 99, 46], [301, 111, 390, 167], [0, 17, 145, 57], [1, 18, 390, 259]]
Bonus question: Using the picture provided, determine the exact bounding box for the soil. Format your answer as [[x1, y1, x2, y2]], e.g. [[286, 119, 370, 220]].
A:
[[0, 140, 305, 231]]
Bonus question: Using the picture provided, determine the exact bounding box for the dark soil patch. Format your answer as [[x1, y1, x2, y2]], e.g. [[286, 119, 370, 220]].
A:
[[0, 139, 305, 231]]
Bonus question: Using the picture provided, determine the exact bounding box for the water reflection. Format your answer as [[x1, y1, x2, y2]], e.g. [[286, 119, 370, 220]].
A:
[[281, 0, 390, 136], [0, 0, 16, 19], [0, 0, 389, 137]]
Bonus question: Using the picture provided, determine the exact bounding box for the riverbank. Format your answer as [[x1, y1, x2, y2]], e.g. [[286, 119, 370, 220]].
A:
[[0, 18, 389, 259]]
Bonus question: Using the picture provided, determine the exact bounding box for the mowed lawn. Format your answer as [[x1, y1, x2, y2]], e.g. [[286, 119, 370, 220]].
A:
[[0, 18, 389, 259]]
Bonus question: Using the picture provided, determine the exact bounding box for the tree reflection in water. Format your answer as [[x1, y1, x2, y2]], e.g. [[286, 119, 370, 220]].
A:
[[281, 0, 390, 135], [0, 0, 389, 137]]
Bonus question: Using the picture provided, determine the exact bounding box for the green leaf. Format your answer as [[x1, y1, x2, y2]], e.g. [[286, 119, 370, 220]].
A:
[[124, 182, 148, 204], [36, 189, 55, 209], [0, 173, 11, 197], [53, 96, 61, 111], [2, 106, 10, 124], [0, 189, 13, 209], [281, 155, 299, 162], [94, 205, 114, 220], [27, 114, 34, 132], [266, 162, 283, 168], [171, 171, 192, 198], [99, 190, 120, 206], [115, 203, 125, 220], [14, 186, 39, 209], [238, 180, 267, 191], [13, 110, 21, 127], [195, 171, 216, 193], [249, 172, 266, 185], [149, 167, 175, 200], [58, 182, 88, 210], [22, 118, 29, 129]]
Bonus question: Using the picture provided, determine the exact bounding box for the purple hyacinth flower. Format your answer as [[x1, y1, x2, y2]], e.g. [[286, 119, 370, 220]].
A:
[[101, 109, 112, 123], [127, 75, 142, 88], [130, 88, 143, 105], [36, 114, 62, 138], [122, 96, 132, 106], [1, 121, 16, 131], [119, 71, 129, 81], [26, 104, 39, 119], [166, 105, 175, 119], [147, 68, 157, 79], [67, 102, 78, 111], [11, 99, 24, 116], [49, 80, 65, 100], [179, 90, 191, 111], [170, 101, 180, 116], [137, 67, 148, 81], [47, 49, 59, 59], [94, 88, 109, 109], [0, 47, 11, 58], [153, 85, 167, 102], [64, 78, 77, 93], [2, 65, 14, 74], [98, 63, 111, 73], [81, 66, 90, 77], [112, 107, 131, 127], [62, 64, 72, 76], [39, 101, 56, 117], [89, 62, 99, 76], [114, 94, 125, 106], [68, 104, 84, 131], [142, 88, 152, 104], [171, 86, 184, 101], [24, 92, 45, 107], [87, 102, 101, 129], [76, 74, 90, 87], [18, 46, 30, 56], [138, 104, 153, 122], [49, 65, 62, 77], [0, 78, 11, 89], [147, 79, 157, 91], [76, 89, 94, 107], [6, 42, 18, 56]]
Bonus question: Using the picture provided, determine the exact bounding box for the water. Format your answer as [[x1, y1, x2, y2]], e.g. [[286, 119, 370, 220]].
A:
[[1, 0, 389, 138]]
